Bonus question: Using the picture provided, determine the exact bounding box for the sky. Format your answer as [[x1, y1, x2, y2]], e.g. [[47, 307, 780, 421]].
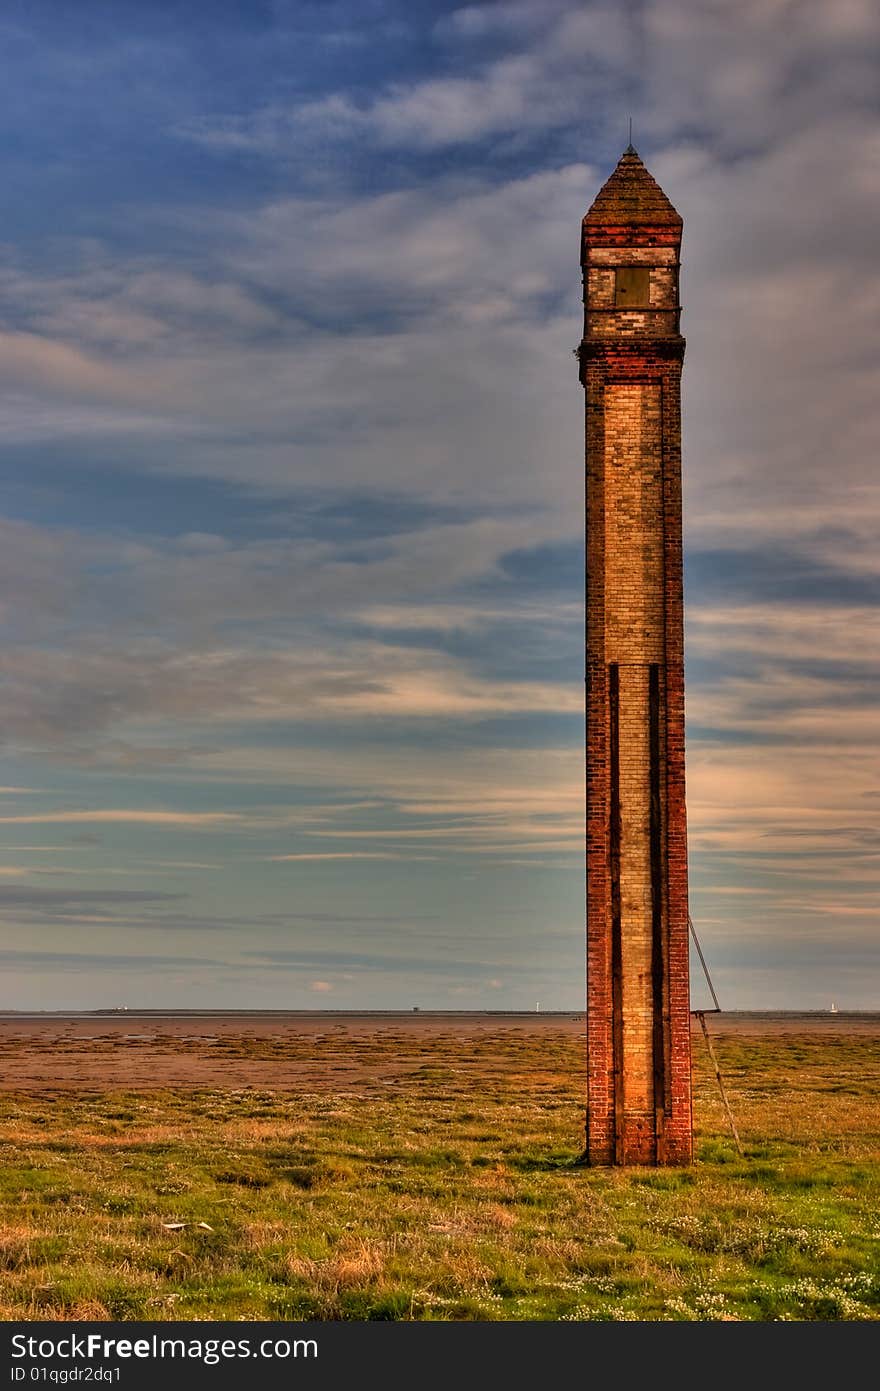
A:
[[0, 0, 877, 1011]]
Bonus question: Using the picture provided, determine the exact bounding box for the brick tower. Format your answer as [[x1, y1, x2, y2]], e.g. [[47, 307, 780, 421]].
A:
[[578, 147, 692, 1165]]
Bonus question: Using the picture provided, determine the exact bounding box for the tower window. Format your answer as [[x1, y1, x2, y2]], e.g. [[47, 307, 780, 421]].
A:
[[614, 266, 650, 307]]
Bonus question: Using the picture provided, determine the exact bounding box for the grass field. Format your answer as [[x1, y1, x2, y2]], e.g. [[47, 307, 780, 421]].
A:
[[1, 1020, 878, 1321]]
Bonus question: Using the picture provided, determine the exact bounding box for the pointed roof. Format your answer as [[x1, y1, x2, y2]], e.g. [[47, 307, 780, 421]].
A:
[[584, 147, 681, 227]]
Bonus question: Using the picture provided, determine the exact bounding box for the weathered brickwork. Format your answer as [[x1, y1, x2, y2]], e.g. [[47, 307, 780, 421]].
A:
[[579, 149, 693, 1165]]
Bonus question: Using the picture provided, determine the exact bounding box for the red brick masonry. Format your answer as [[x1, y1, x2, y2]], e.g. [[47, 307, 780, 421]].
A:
[[579, 149, 693, 1164]]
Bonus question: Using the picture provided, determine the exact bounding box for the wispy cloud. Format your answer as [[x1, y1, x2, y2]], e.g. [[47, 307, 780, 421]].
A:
[[0, 810, 242, 826], [0, 949, 218, 972], [177, 3, 629, 154], [267, 852, 437, 862]]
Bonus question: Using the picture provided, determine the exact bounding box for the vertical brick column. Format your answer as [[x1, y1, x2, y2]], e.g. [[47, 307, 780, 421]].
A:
[[579, 148, 693, 1165]]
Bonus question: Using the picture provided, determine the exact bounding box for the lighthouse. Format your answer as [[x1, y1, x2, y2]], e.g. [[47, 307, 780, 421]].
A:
[[578, 147, 693, 1165]]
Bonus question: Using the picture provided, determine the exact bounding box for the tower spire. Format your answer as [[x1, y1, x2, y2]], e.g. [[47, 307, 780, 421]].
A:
[[578, 153, 692, 1166]]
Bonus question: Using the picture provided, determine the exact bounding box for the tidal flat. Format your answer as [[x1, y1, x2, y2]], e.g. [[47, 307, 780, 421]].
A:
[[0, 1013, 877, 1321]]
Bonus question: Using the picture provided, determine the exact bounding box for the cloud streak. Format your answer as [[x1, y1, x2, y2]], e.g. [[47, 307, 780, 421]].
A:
[[0, 810, 242, 827]]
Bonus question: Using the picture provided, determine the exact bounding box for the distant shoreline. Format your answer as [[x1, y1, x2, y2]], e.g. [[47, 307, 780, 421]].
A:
[[0, 1008, 877, 1020], [2, 1009, 876, 1091]]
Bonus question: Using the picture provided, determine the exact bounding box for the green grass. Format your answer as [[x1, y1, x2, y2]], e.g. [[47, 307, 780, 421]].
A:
[[0, 1027, 877, 1320]]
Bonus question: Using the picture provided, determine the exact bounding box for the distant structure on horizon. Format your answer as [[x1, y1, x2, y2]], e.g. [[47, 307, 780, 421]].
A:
[[578, 147, 693, 1165]]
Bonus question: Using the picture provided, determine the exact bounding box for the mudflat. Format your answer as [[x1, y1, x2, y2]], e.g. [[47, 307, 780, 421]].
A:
[[0, 1011, 877, 1320], [0, 1011, 876, 1091]]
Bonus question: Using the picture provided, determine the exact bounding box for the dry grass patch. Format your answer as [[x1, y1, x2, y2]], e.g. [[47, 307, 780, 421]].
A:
[[0, 1025, 877, 1320]]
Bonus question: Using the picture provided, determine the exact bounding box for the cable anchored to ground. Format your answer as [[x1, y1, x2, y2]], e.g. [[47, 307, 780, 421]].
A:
[[689, 915, 744, 1157]]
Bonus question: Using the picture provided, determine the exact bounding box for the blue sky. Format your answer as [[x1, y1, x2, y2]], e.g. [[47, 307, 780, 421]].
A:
[[0, 0, 878, 1010]]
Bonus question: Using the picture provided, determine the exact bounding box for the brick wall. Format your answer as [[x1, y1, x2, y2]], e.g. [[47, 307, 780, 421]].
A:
[[580, 156, 693, 1165]]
